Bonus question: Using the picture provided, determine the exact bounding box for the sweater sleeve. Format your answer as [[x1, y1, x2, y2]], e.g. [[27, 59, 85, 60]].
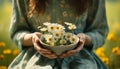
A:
[[9, 0, 33, 50], [84, 0, 109, 51]]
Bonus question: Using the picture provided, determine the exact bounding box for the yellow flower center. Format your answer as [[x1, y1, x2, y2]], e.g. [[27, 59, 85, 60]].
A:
[[48, 38, 52, 41], [67, 35, 70, 38], [56, 33, 59, 37], [50, 26, 54, 30], [56, 27, 60, 30], [72, 38, 75, 41]]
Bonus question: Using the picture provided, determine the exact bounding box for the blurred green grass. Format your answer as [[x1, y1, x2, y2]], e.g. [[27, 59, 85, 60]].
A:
[[0, 1, 19, 67], [105, 0, 120, 56], [0, 0, 120, 68], [106, 1, 120, 31]]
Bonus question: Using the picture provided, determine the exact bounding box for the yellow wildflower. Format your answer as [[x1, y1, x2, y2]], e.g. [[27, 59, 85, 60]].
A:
[[3, 49, 12, 54], [0, 66, 7, 69], [96, 52, 106, 58], [0, 54, 4, 60], [112, 46, 120, 55], [13, 49, 20, 56], [95, 47, 105, 57], [101, 57, 109, 65], [97, 47, 105, 52], [95, 47, 109, 64], [0, 42, 6, 47], [112, 46, 119, 53], [107, 32, 116, 41]]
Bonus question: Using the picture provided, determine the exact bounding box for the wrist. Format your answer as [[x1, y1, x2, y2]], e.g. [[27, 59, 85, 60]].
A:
[[84, 34, 92, 46], [23, 33, 33, 46]]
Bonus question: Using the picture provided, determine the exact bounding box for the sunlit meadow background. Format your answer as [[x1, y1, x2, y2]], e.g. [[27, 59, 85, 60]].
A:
[[0, 0, 120, 69]]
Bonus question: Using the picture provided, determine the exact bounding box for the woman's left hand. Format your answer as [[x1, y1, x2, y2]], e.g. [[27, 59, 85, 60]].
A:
[[59, 33, 86, 58]]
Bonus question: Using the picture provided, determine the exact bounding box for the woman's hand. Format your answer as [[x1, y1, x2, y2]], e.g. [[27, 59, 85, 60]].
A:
[[32, 32, 58, 59], [59, 33, 86, 58]]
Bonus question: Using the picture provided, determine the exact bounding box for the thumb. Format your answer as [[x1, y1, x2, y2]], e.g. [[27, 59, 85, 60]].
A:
[[34, 32, 42, 37]]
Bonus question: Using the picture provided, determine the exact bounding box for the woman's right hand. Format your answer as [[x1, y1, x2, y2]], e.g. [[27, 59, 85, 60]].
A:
[[32, 32, 58, 59]]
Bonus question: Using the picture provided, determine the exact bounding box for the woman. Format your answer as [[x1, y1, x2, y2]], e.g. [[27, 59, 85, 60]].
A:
[[9, 0, 109, 69]]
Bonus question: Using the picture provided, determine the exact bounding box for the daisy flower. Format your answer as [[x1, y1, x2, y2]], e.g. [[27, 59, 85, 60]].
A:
[[55, 24, 65, 31], [65, 32, 73, 40], [38, 22, 78, 46], [70, 35, 78, 44], [60, 30, 65, 37], [60, 39, 67, 45], [53, 31, 62, 39], [44, 34, 54, 43], [64, 22, 72, 26], [43, 22, 51, 26], [37, 26, 41, 29], [47, 24, 55, 32], [68, 24, 76, 30], [40, 28, 48, 32]]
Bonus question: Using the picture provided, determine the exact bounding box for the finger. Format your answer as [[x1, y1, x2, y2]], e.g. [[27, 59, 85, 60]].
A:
[[37, 48, 58, 59], [35, 46, 52, 53], [32, 32, 42, 42], [59, 53, 67, 58], [78, 39, 84, 46], [67, 50, 77, 54], [60, 43, 84, 58], [59, 41, 84, 58], [36, 47, 57, 59], [32, 37, 48, 52], [34, 32, 42, 37], [33, 41, 50, 53], [75, 42, 84, 51], [32, 33, 49, 52], [35, 43, 56, 55], [65, 41, 84, 54], [77, 33, 86, 42], [33, 35, 40, 42], [43, 54, 58, 59], [48, 54, 58, 58], [59, 51, 74, 58], [40, 51, 53, 55], [33, 37, 56, 56], [32, 32, 57, 59], [60, 53, 74, 58]]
